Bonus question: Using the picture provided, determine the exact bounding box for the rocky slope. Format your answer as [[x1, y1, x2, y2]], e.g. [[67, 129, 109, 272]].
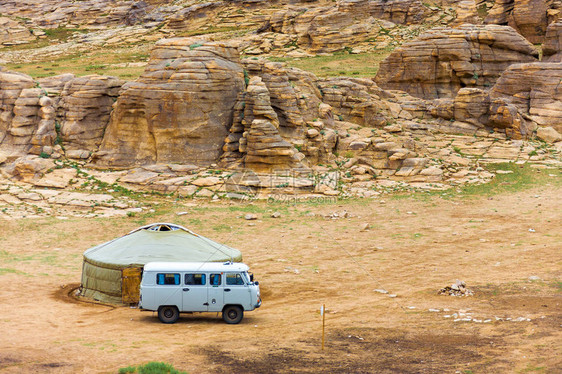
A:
[[0, 1, 561, 208]]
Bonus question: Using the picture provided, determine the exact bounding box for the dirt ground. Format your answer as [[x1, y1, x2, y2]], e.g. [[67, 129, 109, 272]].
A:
[[0, 182, 561, 373]]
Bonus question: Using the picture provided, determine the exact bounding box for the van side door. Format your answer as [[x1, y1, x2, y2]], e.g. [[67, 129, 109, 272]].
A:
[[154, 272, 182, 309], [207, 273, 224, 312], [182, 273, 208, 312], [224, 272, 251, 310]]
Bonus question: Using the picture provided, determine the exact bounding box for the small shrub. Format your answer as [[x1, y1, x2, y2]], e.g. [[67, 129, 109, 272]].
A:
[[189, 43, 202, 50], [39, 152, 50, 159]]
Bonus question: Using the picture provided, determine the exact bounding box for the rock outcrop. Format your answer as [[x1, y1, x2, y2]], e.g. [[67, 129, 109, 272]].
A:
[[375, 24, 539, 99], [92, 38, 245, 168], [543, 20, 562, 62], [59, 75, 123, 159], [484, 0, 561, 44], [0, 17, 35, 45], [0, 0, 152, 29], [1, 71, 125, 159], [253, 0, 430, 54], [0, 71, 53, 157], [241, 76, 302, 172], [490, 62, 562, 134], [317, 78, 390, 127]]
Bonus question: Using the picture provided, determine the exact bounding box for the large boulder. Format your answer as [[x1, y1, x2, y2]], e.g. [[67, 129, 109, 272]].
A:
[[92, 38, 245, 168], [375, 24, 538, 99], [490, 62, 562, 134]]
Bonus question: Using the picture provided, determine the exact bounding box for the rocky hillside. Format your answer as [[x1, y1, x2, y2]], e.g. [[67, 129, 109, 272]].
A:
[[0, 0, 561, 214]]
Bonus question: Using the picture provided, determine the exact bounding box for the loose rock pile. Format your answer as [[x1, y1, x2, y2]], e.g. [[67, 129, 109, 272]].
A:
[[438, 280, 474, 297]]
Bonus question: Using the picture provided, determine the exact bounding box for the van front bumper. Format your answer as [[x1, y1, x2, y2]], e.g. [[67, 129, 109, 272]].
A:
[[254, 298, 262, 309]]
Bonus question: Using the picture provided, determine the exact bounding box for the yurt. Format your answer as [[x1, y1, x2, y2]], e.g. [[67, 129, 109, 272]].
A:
[[79, 223, 242, 304]]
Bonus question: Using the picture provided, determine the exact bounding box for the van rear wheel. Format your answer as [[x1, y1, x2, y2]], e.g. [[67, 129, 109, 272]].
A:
[[158, 306, 179, 324], [222, 305, 244, 324]]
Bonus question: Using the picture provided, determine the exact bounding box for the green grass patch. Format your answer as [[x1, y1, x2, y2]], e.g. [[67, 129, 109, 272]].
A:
[[118, 362, 186, 374], [458, 162, 561, 197], [0, 27, 88, 52], [4, 45, 151, 80], [391, 162, 561, 201], [212, 223, 232, 232], [0, 267, 23, 276], [267, 50, 393, 78]]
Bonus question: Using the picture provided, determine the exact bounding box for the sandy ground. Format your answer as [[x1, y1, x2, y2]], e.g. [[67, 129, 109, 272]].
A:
[[0, 183, 560, 373]]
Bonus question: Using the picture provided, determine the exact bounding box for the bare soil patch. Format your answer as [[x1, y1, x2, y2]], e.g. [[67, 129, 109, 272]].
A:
[[0, 184, 560, 373]]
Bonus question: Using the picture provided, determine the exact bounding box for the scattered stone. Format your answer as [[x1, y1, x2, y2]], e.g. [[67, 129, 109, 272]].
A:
[[191, 176, 221, 187], [536, 127, 562, 143], [244, 213, 258, 220], [374, 289, 388, 294], [438, 280, 473, 297]]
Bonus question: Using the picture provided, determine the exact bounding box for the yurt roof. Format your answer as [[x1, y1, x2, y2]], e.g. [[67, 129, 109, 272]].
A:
[[83, 223, 242, 269]]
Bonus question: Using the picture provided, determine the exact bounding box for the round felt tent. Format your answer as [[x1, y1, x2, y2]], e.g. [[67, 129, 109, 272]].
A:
[[79, 223, 242, 304]]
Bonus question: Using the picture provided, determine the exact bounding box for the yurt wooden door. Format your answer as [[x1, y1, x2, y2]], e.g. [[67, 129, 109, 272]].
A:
[[122, 267, 142, 304]]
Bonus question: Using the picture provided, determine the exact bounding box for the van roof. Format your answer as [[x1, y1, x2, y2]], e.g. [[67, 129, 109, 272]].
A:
[[143, 262, 250, 272]]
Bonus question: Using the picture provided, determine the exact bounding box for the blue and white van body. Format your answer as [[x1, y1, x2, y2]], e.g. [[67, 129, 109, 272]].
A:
[[139, 261, 261, 324]]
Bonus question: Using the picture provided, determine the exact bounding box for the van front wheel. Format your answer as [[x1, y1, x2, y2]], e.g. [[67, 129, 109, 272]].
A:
[[158, 306, 179, 324], [222, 305, 244, 324]]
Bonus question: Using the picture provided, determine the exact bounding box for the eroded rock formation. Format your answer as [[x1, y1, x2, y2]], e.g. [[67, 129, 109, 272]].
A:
[[490, 62, 562, 134], [59, 75, 124, 159], [242, 76, 302, 172], [92, 38, 245, 168], [0, 70, 46, 156], [0, 17, 35, 45], [484, 0, 561, 43], [0, 0, 152, 29], [543, 20, 562, 61], [375, 24, 538, 99], [253, 0, 430, 54]]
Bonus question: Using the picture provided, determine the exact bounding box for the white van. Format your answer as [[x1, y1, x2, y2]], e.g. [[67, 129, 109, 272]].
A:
[[139, 262, 261, 324]]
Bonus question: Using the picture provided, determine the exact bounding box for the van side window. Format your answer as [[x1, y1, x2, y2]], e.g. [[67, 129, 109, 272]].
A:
[[226, 273, 245, 285], [185, 273, 206, 285], [210, 274, 221, 286], [156, 273, 180, 285]]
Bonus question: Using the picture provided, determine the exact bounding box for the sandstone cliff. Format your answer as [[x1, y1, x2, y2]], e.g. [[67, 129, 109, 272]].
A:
[[92, 38, 245, 168]]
